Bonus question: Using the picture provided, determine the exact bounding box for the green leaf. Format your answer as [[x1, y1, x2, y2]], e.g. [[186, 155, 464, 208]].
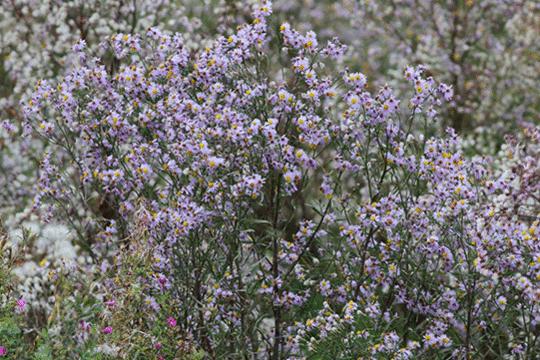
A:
[[34, 331, 53, 360], [0, 317, 21, 338]]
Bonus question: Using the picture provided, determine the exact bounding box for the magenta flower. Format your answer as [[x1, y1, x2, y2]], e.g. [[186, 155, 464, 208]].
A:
[[102, 326, 113, 334], [107, 301, 115, 307], [17, 299, 26, 309], [0, 347, 6, 355], [167, 317, 176, 327], [156, 343, 162, 349]]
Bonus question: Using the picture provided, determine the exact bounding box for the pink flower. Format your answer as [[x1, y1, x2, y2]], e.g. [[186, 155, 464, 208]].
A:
[[102, 326, 113, 334], [107, 301, 115, 306], [156, 343, 162, 349], [0, 347, 6, 355], [167, 317, 176, 327], [17, 299, 26, 308]]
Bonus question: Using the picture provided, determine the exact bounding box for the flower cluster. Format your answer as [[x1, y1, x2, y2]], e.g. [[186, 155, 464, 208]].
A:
[[272, 0, 540, 134], [1, 0, 540, 359], [0, 0, 262, 229]]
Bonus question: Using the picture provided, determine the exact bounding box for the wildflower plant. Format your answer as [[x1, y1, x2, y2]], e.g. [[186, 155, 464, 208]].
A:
[[0, 217, 118, 358], [273, 0, 540, 134], [3, 0, 540, 359], [0, 220, 24, 358], [0, 0, 260, 225]]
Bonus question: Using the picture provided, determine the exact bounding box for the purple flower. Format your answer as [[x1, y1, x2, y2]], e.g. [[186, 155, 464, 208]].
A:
[[72, 39, 86, 52], [1, 120, 16, 135], [145, 296, 161, 312], [107, 301, 115, 307], [17, 299, 26, 309], [102, 326, 113, 334], [156, 343, 162, 349], [438, 83, 454, 101], [0, 347, 6, 355], [167, 317, 176, 327]]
